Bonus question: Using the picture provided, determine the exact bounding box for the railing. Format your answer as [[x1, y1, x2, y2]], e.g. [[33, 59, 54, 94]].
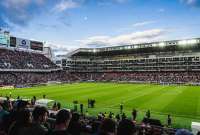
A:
[[0, 68, 63, 72]]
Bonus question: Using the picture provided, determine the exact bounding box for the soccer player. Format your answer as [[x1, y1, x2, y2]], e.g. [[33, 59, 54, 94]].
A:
[[167, 114, 172, 127], [146, 110, 151, 119], [132, 109, 137, 121], [120, 103, 123, 114]]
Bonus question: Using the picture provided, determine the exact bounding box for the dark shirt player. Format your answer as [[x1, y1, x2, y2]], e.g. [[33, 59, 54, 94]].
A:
[[132, 109, 137, 121]]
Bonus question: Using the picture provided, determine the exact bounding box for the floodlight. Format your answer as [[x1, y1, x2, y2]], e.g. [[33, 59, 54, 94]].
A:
[[127, 46, 131, 49], [93, 49, 96, 53], [159, 42, 165, 47], [187, 39, 197, 44], [178, 40, 187, 45], [152, 43, 157, 47]]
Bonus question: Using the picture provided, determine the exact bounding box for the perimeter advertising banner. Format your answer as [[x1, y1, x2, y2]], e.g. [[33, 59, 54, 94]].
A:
[[16, 38, 30, 49], [0, 33, 10, 47]]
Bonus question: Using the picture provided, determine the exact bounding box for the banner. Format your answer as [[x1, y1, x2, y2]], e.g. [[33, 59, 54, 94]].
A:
[[16, 38, 30, 49], [0, 86, 14, 89], [10, 36, 16, 47], [30, 41, 43, 51], [0, 33, 9, 47]]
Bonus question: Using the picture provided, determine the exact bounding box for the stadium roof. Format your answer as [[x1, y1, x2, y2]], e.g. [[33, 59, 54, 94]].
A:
[[68, 38, 200, 57]]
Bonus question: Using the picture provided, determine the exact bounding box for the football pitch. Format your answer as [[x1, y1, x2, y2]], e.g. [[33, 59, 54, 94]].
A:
[[1, 82, 200, 129]]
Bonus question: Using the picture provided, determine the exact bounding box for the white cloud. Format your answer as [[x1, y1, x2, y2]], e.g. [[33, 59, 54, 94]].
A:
[[158, 8, 165, 12], [2, 0, 30, 10], [2, 0, 46, 10], [116, 20, 157, 33], [54, 0, 80, 12], [77, 29, 167, 47], [113, 0, 128, 3], [44, 29, 168, 55], [98, 0, 129, 6], [182, 0, 196, 4], [133, 21, 156, 27], [180, 0, 200, 7], [1, 0, 46, 26], [45, 43, 71, 55], [35, 0, 46, 5]]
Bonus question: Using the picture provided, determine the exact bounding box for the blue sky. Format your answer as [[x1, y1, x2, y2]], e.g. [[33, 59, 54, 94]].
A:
[[0, 0, 200, 54]]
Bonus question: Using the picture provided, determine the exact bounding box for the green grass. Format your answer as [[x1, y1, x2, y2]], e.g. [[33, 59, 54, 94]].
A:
[[1, 82, 200, 129]]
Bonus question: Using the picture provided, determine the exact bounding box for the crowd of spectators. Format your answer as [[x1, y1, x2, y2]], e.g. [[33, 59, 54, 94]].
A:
[[1, 47, 200, 85], [1, 71, 200, 86], [75, 72, 200, 84], [0, 97, 193, 135], [0, 71, 77, 86], [0, 48, 58, 69]]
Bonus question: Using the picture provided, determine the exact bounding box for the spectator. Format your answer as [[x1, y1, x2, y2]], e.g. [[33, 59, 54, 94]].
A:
[[0, 103, 8, 123], [52, 102, 58, 111], [8, 109, 32, 135], [31, 96, 37, 105], [99, 118, 116, 135], [29, 106, 49, 135], [50, 109, 72, 135], [68, 112, 82, 135], [117, 119, 136, 135], [175, 129, 193, 135]]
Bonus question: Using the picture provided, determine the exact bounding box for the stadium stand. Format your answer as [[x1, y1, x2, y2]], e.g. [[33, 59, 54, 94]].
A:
[[0, 97, 180, 135], [59, 38, 200, 85], [0, 71, 77, 86], [0, 48, 57, 70], [73, 72, 200, 84], [1, 38, 200, 85], [0, 48, 76, 85]]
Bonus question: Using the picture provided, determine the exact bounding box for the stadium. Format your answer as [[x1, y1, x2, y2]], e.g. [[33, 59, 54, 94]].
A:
[[1, 0, 200, 134], [1, 29, 200, 134]]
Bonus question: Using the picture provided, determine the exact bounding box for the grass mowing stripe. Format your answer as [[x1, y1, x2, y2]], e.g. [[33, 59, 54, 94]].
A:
[[108, 84, 160, 108], [95, 84, 150, 107], [50, 83, 127, 101], [141, 86, 182, 112], [121, 85, 169, 110], [162, 86, 200, 117]]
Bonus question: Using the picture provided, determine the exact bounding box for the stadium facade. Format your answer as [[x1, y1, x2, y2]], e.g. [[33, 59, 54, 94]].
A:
[[61, 38, 200, 72]]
